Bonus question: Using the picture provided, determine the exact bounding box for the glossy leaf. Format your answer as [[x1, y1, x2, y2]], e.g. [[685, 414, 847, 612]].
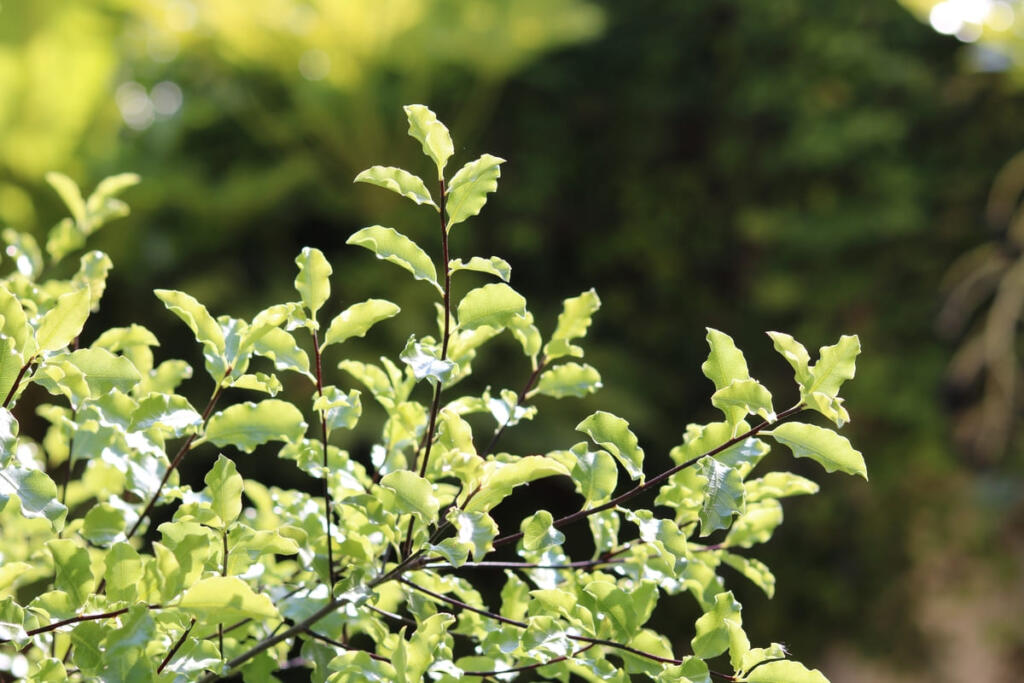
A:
[[47, 539, 94, 607], [64, 348, 141, 395], [252, 327, 312, 378], [744, 472, 819, 503], [456, 283, 526, 330], [725, 500, 783, 548], [570, 445, 618, 503], [770, 422, 868, 479], [697, 458, 745, 536], [766, 331, 811, 386], [347, 225, 440, 293], [322, 299, 401, 349], [355, 165, 437, 208], [805, 335, 860, 398], [294, 247, 332, 318], [204, 399, 307, 453], [465, 456, 571, 513], [205, 454, 243, 526], [35, 288, 91, 354], [154, 289, 225, 356], [313, 386, 362, 432], [702, 328, 750, 392], [131, 394, 203, 437], [46, 172, 87, 226], [446, 154, 505, 228], [0, 467, 66, 528], [721, 552, 776, 598], [521, 509, 566, 551], [400, 336, 458, 386], [449, 256, 512, 282], [404, 104, 454, 178], [2, 228, 43, 278], [544, 289, 600, 360], [711, 379, 775, 425], [743, 660, 829, 683], [179, 576, 279, 620], [104, 542, 143, 603], [533, 362, 602, 398], [379, 470, 439, 521], [577, 411, 645, 481], [82, 503, 127, 546], [691, 591, 742, 659]]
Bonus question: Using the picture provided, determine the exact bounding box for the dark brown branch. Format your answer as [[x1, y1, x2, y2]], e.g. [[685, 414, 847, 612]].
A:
[[311, 327, 336, 594], [158, 617, 196, 674], [481, 355, 547, 457]]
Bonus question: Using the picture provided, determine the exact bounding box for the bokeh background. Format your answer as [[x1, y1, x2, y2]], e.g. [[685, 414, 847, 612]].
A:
[[3, 1, 1024, 680]]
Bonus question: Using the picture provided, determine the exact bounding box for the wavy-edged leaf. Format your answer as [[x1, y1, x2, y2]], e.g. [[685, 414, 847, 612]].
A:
[[252, 327, 312, 379], [0, 467, 66, 528], [347, 225, 440, 293], [691, 591, 742, 659], [355, 165, 436, 208], [400, 336, 457, 386], [35, 288, 91, 354], [3, 228, 43, 278], [533, 362, 602, 399], [457, 283, 526, 330], [465, 456, 571, 513], [711, 379, 775, 427], [805, 335, 860, 398], [313, 386, 362, 432], [322, 299, 400, 349], [154, 289, 225, 356], [131, 393, 203, 437], [769, 422, 867, 479], [379, 470, 439, 521], [432, 510, 498, 566], [0, 286, 30, 351], [446, 154, 504, 228], [766, 331, 811, 386], [569, 444, 618, 503], [449, 256, 511, 282], [577, 411, 645, 482], [0, 407, 17, 456], [179, 576, 279, 620], [103, 542, 142, 603], [64, 348, 141, 396], [702, 328, 750, 392], [544, 289, 600, 360], [82, 503, 127, 547], [205, 454, 244, 526], [204, 399, 307, 453], [47, 539, 94, 607], [721, 552, 776, 599], [725, 500, 782, 548], [0, 336, 22, 407], [294, 247, 332, 318], [743, 660, 829, 683], [697, 458, 745, 536], [404, 104, 454, 178], [46, 172, 87, 226], [521, 509, 565, 551], [744, 472, 819, 503]]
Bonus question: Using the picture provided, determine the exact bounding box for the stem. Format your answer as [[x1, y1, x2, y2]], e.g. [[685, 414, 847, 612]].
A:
[[311, 328, 336, 595], [398, 577, 685, 666], [2, 358, 33, 408], [125, 373, 229, 541], [492, 403, 804, 549], [158, 618, 196, 674], [462, 643, 596, 677], [303, 629, 390, 662], [424, 558, 623, 571], [481, 356, 547, 457], [1, 604, 163, 641]]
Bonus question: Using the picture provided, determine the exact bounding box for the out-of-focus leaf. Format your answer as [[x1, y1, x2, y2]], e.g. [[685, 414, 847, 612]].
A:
[[35, 288, 91, 354]]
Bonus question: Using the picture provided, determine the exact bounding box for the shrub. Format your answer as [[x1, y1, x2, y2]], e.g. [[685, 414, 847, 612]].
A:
[[0, 106, 864, 682]]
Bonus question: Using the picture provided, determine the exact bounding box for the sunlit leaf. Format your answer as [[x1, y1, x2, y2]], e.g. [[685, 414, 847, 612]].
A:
[[457, 283, 526, 330], [544, 289, 600, 360], [465, 456, 571, 513], [400, 336, 458, 386], [769, 422, 867, 479], [322, 299, 400, 349], [154, 289, 226, 356], [379, 470, 439, 521], [697, 458, 744, 536], [521, 509, 565, 551], [205, 454, 243, 526], [204, 399, 307, 453], [131, 394, 202, 438], [0, 467, 66, 528], [691, 591, 742, 659], [766, 331, 811, 386], [743, 660, 829, 683], [178, 576, 279, 620], [533, 362, 602, 398], [720, 552, 776, 598], [294, 247, 332, 318], [347, 225, 440, 293], [711, 379, 775, 426], [35, 288, 91, 354], [725, 500, 783, 548], [64, 348, 141, 396], [45, 172, 87, 226], [47, 539, 94, 607], [405, 104, 454, 178], [446, 154, 504, 228], [449, 256, 512, 282], [355, 165, 437, 208], [577, 411, 645, 481]]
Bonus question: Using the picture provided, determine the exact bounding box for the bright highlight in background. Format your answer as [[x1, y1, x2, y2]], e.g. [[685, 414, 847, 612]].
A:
[[928, 0, 1015, 42]]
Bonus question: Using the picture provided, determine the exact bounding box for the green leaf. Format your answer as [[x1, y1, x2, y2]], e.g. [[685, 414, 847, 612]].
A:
[[720, 552, 776, 598], [35, 288, 91, 354], [3, 228, 43, 278], [47, 539, 94, 607], [404, 104, 454, 178], [521, 509, 565, 551], [347, 225, 440, 293], [0, 467, 66, 528], [702, 328, 750, 392], [355, 165, 437, 208], [73, 251, 113, 311], [0, 285, 31, 351], [743, 660, 829, 683], [569, 444, 618, 503], [178, 576, 280, 620], [205, 454, 244, 526], [46, 172, 87, 226], [432, 510, 498, 566], [64, 348, 141, 395], [400, 336, 458, 385], [533, 362, 602, 399], [449, 256, 512, 282], [712, 379, 775, 425], [154, 289, 226, 356], [204, 399, 307, 453], [294, 247, 332, 318], [691, 591, 742, 659], [0, 336, 22, 407], [725, 500, 783, 548], [313, 386, 362, 432], [379, 470, 439, 521], [445, 154, 505, 228], [104, 542, 143, 603], [744, 472, 819, 503], [0, 407, 18, 457], [81, 503, 127, 546], [252, 327, 312, 379], [456, 283, 526, 330], [45, 219, 84, 264], [659, 657, 712, 683], [805, 335, 860, 398], [465, 456, 571, 513], [131, 394, 203, 438], [544, 289, 601, 360], [766, 331, 811, 386], [697, 458, 745, 536], [577, 411, 645, 482], [769, 422, 867, 479], [322, 299, 401, 349]]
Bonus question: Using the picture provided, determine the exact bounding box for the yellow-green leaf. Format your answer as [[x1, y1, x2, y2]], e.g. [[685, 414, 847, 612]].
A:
[[404, 104, 454, 178], [456, 283, 526, 331], [769, 421, 867, 479], [322, 299, 400, 349], [577, 411, 645, 482], [204, 400, 307, 453], [355, 166, 436, 208], [178, 576, 279, 620], [294, 247, 332, 318], [379, 470, 439, 521], [347, 226, 440, 293], [446, 154, 504, 228], [35, 288, 91, 354]]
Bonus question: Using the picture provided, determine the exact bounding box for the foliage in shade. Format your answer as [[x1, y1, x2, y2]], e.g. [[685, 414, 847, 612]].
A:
[[0, 106, 866, 682]]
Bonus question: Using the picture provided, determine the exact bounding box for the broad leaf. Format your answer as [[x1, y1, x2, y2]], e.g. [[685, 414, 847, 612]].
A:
[[577, 411, 645, 482], [204, 399, 307, 453], [131, 394, 203, 438], [701, 328, 750, 392], [355, 166, 436, 208], [533, 362, 602, 398], [449, 256, 511, 282], [205, 454, 244, 526], [805, 335, 860, 398], [697, 458, 745, 536], [46, 172, 87, 226], [544, 289, 600, 360], [711, 379, 775, 427], [322, 299, 400, 349], [521, 510, 565, 551], [691, 591, 742, 659], [743, 660, 829, 683], [313, 386, 362, 432], [347, 225, 440, 293], [446, 154, 505, 228], [465, 456, 571, 513], [400, 336, 457, 386], [766, 331, 811, 386], [47, 539, 94, 607], [769, 422, 867, 479], [294, 247, 332, 318], [379, 470, 439, 521], [35, 288, 91, 354], [0, 467, 66, 528], [65, 348, 142, 396], [154, 289, 225, 356], [456, 283, 526, 330], [720, 552, 776, 598], [725, 500, 783, 548], [178, 576, 279, 620], [404, 104, 454, 178]]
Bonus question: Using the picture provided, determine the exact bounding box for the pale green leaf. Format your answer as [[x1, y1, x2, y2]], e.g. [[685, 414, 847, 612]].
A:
[[379, 470, 439, 521], [577, 411, 645, 482], [178, 576, 279, 620], [322, 299, 400, 349], [313, 386, 362, 432], [0, 466, 66, 528], [82, 503, 126, 546], [744, 472, 819, 503], [456, 283, 526, 330], [691, 591, 742, 659], [697, 458, 745, 536], [131, 394, 203, 438], [533, 362, 602, 398], [0, 336, 22, 407], [659, 657, 712, 683], [769, 422, 867, 479], [47, 539, 94, 607], [104, 542, 143, 603], [725, 500, 783, 548], [73, 251, 112, 311], [154, 289, 226, 356], [205, 454, 244, 526], [347, 225, 440, 293], [92, 324, 159, 351], [544, 289, 600, 360], [449, 256, 511, 282], [766, 331, 811, 387], [45, 219, 84, 264], [0, 407, 17, 456], [229, 372, 282, 396], [35, 288, 91, 354], [355, 165, 437, 208], [805, 335, 860, 398], [90, 172, 141, 204], [720, 552, 776, 598], [404, 104, 454, 178], [252, 327, 312, 379], [294, 247, 332, 318], [445, 154, 504, 228], [743, 660, 829, 683], [702, 328, 750, 392], [0, 597, 26, 645], [570, 444, 618, 503], [508, 312, 542, 359], [400, 336, 457, 385], [0, 285, 31, 351], [465, 456, 571, 513], [711, 379, 775, 425], [46, 172, 87, 226], [3, 228, 43, 278], [521, 509, 565, 551], [64, 348, 141, 395], [204, 399, 307, 453]]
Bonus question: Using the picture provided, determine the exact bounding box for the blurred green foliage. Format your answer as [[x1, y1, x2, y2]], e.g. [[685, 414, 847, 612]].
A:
[[3, 0, 1024, 678]]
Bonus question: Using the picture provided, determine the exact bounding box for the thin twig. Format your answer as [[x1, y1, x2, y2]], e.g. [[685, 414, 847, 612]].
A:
[[158, 618, 196, 674], [311, 328, 336, 594], [481, 355, 547, 457]]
